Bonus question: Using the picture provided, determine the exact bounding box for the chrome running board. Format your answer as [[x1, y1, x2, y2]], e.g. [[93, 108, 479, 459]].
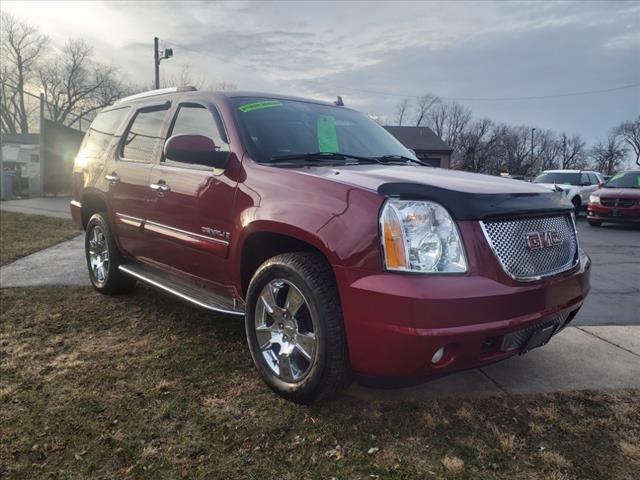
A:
[[119, 263, 244, 316]]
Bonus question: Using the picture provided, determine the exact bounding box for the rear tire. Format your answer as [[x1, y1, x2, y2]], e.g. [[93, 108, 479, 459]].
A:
[[588, 220, 602, 227], [85, 212, 136, 295], [245, 252, 351, 403]]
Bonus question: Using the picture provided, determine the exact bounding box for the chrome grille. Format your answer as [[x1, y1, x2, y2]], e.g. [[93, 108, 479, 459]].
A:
[[481, 214, 578, 281], [601, 198, 636, 208]]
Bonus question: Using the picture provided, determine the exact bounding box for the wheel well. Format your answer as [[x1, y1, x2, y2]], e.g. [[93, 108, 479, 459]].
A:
[[81, 194, 108, 228], [571, 195, 581, 206], [240, 232, 328, 296]]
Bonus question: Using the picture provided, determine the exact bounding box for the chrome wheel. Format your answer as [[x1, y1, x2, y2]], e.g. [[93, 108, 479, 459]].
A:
[[88, 225, 109, 285], [254, 279, 318, 384]]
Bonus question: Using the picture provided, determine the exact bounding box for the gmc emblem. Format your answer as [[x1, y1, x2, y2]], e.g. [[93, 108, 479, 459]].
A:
[[524, 230, 562, 251]]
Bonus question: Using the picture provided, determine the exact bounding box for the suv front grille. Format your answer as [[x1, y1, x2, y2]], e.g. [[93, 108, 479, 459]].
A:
[[601, 198, 636, 208], [480, 214, 579, 281]]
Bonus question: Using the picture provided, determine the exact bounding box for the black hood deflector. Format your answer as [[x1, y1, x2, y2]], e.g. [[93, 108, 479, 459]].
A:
[[378, 182, 573, 220]]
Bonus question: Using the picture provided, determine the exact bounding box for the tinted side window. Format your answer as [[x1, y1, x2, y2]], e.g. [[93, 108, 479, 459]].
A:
[[169, 105, 228, 152], [580, 173, 589, 185], [122, 107, 169, 162], [589, 173, 599, 184], [83, 107, 130, 156]]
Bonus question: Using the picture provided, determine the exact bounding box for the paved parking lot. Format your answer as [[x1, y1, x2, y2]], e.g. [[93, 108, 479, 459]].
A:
[[573, 218, 639, 326]]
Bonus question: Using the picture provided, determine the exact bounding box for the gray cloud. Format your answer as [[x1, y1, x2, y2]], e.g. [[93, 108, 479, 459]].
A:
[[4, 0, 639, 144]]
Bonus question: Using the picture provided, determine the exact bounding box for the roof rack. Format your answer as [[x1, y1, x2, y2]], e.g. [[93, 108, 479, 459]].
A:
[[116, 86, 197, 104]]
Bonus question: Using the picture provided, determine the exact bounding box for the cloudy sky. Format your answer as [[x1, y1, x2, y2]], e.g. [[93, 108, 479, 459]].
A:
[[5, 1, 639, 145]]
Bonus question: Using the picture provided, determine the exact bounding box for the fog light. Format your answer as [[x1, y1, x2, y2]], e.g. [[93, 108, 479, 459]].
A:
[[431, 346, 445, 364]]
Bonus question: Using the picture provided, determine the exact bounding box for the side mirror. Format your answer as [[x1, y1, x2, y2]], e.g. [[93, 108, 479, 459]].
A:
[[164, 134, 229, 168]]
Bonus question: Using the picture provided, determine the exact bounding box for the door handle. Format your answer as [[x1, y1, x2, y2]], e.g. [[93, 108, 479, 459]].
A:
[[150, 181, 171, 193], [105, 172, 120, 184]]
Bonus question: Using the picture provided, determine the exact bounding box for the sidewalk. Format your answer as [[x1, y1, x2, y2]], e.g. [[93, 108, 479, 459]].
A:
[[0, 196, 72, 219]]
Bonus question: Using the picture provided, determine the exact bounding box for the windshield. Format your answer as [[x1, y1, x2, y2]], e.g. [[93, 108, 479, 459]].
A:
[[534, 172, 581, 186], [603, 171, 640, 189], [230, 97, 415, 163]]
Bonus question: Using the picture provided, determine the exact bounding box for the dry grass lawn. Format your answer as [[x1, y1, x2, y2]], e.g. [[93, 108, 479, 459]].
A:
[[0, 211, 79, 265], [1, 286, 639, 479]]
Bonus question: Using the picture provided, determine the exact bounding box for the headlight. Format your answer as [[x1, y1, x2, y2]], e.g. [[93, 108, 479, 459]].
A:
[[589, 194, 600, 205], [380, 199, 467, 273]]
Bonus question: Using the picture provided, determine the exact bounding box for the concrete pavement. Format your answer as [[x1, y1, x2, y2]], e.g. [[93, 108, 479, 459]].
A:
[[573, 220, 640, 327], [0, 235, 88, 287], [0, 196, 72, 219]]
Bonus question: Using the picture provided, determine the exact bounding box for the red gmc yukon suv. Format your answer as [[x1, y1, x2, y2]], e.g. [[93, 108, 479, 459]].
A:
[[71, 87, 591, 402]]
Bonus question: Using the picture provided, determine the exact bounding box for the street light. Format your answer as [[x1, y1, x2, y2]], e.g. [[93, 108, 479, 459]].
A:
[[154, 37, 173, 89]]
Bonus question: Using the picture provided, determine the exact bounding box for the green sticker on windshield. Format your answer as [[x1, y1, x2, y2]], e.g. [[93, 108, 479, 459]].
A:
[[317, 116, 339, 152], [610, 172, 626, 181], [238, 100, 283, 113]]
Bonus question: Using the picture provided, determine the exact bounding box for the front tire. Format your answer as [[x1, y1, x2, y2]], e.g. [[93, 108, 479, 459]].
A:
[[571, 196, 582, 214], [85, 212, 136, 295], [245, 252, 351, 403]]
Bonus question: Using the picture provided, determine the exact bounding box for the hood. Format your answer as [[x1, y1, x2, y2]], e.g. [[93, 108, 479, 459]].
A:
[[288, 164, 573, 220], [535, 183, 576, 192], [597, 187, 640, 199]]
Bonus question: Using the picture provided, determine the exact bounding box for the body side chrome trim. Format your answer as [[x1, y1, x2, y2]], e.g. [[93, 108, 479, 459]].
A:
[[145, 220, 230, 245], [113, 213, 229, 245], [118, 264, 244, 316], [115, 212, 144, 228]]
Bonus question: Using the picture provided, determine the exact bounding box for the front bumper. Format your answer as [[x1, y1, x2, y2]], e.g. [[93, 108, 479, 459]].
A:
[[587, 203, 640, 223], [334, 250, 591, 379]]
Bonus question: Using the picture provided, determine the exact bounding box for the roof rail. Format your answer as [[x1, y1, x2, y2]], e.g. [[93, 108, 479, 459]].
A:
[[116, 86, 197, 104]]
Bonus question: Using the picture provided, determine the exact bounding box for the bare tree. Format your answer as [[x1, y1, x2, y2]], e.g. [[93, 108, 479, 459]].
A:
[[615, 116, 640, 167], [557, 133, 587, 170], [38, 39, 128, 127], [532, 130, 560, 172], [456, 118, 497, 172], [491, 124, 535, 175], [147, 64, 236, 92], [427, 100, 472, 155], [0, 12, 47, 133], [591, 134, 627, 174], [394, 98, 410, 126], [414, 93, 439, 127]]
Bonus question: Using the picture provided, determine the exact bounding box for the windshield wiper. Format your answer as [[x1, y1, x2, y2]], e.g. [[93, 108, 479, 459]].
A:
[[270, 152, 381, 164], [376, 155, 428, 166]]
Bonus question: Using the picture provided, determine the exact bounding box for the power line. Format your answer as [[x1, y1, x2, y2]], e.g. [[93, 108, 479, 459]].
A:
[[304, 81, 640, 102], [160, 38, 640, 103]]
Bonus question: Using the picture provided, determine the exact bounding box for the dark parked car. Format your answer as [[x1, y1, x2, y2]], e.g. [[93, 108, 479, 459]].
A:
[[71, 87, 591, 402], [587, 170, 640, 226]]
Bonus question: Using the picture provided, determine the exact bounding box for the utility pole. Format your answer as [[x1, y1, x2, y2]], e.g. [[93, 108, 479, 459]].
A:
[[154, 37, 173, 89], [154, 37, 160, 89], [530, 127, 536, 165]]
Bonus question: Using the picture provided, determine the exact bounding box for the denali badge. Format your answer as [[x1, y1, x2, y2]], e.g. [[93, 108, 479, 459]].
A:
[[524, 230, 562, 251]]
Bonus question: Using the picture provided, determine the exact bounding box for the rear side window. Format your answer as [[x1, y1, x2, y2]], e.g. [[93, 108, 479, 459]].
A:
[[588, 173, 598, 184], [83, 107, 130, 157], [169, 104, 228, 151], [122, 107, 169, 162]]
